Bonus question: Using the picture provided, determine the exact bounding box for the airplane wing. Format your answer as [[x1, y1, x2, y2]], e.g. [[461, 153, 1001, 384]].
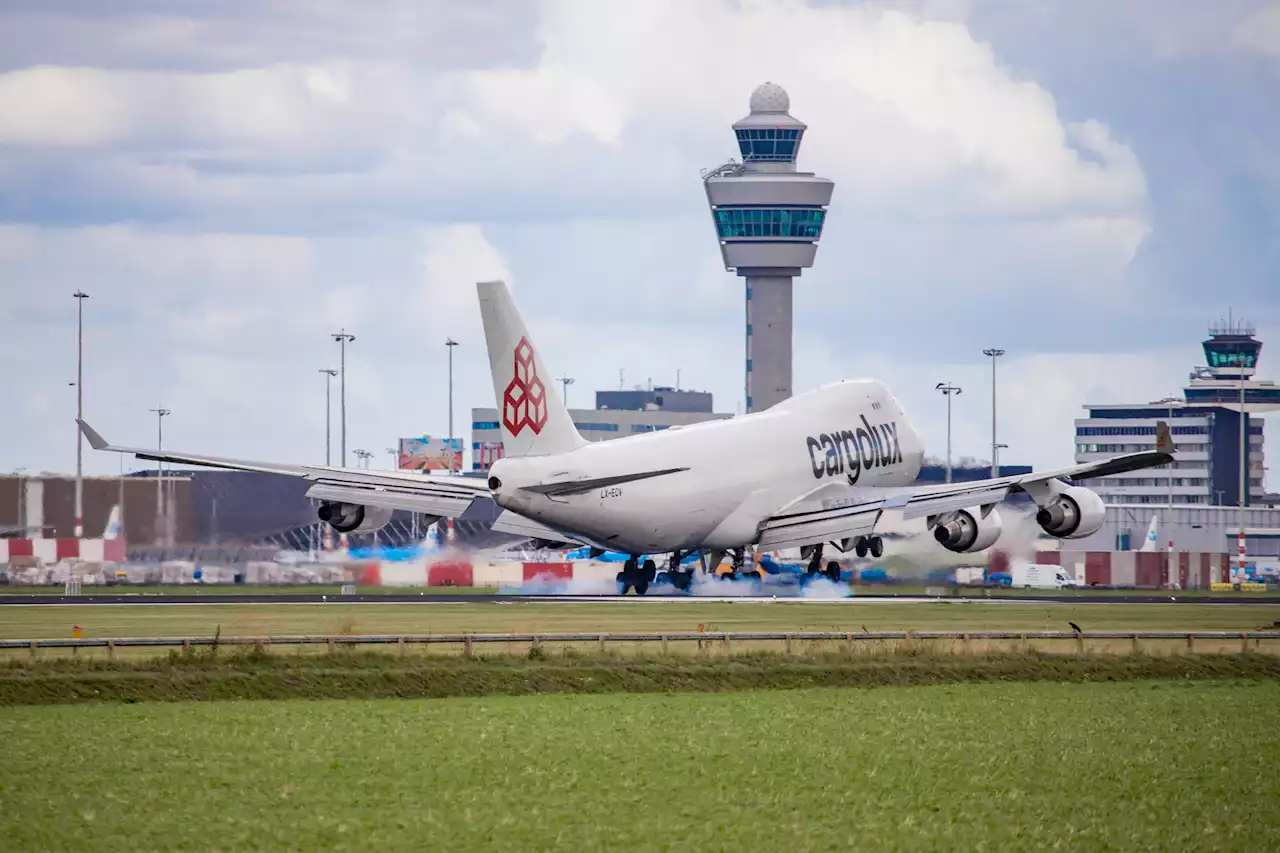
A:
[[77, 419, 490, 518], [757, 420, 1176, 550]]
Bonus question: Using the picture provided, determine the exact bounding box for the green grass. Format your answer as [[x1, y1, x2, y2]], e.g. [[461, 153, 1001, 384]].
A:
[[2, 682, 1277, 851], [2, 600, 1279, 642], [4, 650, 1279, 705]]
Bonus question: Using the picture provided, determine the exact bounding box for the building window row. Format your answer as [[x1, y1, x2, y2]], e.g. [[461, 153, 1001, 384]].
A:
[[575, 422, 619, 432], [1102, 477, 1209, 487], [630, 424, 671, 433], [714, 207, 825, 240], [472, 421, 500, 430], [1099, 494, 1211, 505], [1078, 442, 1209, 454], [1076, 425, 1206, 436], [1205, 351, 1258, 369], [735, 127, 802, 162]]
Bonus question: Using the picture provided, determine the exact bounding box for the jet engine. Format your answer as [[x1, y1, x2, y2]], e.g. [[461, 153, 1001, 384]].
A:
[[317, 501, 394, 534], [933, 507, 1004, 554], [1035, 486, 1105, 539]]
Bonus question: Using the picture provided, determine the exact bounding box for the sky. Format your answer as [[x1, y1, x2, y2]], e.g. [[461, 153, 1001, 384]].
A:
[[2, 0, 1279, 482]]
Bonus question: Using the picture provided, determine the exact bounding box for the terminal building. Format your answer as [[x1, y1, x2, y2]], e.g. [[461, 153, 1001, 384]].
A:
[[1068, 320, 1280, 562], [470, 386, 733, 472], [1074, 321, 1279, 508]]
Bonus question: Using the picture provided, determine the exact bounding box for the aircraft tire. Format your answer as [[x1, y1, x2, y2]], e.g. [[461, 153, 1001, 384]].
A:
[[634, 581, 649, 596], [655, 572, 671, 587], [868, 536, 884, 559], [855, 537, 869, 559], [825, 561, 841, 582]]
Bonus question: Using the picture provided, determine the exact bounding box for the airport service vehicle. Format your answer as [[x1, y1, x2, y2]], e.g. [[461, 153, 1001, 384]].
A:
[[79, 280, 1177, 595], [1010, 563, 1077, 589]]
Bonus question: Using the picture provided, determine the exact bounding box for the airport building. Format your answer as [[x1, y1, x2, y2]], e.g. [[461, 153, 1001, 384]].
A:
[[1074, 320, 1280, 508], [703, 82, 834, 414], [470, 386, 733, 472], [1066, 320, 1280, 565]]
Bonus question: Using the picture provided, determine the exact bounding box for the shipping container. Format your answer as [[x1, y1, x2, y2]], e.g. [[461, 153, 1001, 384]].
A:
[[524, 562, 572, 582], [428, 560, 474, 587], [1134, 551, 1166, 588], [1110, 551, 1136, 586], [1085, 551, 1111, 586]]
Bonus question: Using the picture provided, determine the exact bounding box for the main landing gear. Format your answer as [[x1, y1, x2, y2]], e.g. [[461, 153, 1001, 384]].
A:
[[804, 544, 842, 583], [616, 557, 657, 595], [654, 551, 695, 592], [853, 535, 884, 560]]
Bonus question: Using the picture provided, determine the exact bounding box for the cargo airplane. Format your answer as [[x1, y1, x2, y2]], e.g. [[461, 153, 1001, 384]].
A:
[[80, 281, 1176, 594]]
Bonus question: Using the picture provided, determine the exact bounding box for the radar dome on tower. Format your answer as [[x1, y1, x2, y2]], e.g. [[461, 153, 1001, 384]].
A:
[[749, 81, 790, 113]]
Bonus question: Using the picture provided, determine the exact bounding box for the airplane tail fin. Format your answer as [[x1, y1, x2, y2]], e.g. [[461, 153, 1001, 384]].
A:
[[1140, 514, 1159, 552], [477, 280, 585, 458], [103, 504, 122, 541]]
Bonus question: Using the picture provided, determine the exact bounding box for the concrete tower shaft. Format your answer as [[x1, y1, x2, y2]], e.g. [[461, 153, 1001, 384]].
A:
[[703, 82, 834, 413]]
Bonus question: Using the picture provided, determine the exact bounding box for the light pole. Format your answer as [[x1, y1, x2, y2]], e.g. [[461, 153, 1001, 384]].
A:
[[331, 330, 355, 467], [319, 369, 337, 465], [73, 290, 89, 537], [353, 449, 372, 470], [445, 338, 459, 472], [1237, 373, 1247, 585], [386, 447, 398, 470], [983, 348, 1005, 479], [557, 375, 575, 407], [935, 382, 962, 483], [149, 408, 170, 545]]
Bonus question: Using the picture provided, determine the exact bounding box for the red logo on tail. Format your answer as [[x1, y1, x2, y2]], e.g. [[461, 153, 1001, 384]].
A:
[[502, 337, 547, 435]]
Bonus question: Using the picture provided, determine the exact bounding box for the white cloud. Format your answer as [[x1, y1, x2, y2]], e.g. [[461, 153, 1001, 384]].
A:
[[1236, 3, 1280, 58], [8, 0, 1277, 493], [0, 0, 1147, 232]]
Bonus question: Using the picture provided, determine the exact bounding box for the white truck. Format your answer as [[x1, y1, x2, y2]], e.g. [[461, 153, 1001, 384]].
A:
[[1010, 563, 1077, 589]]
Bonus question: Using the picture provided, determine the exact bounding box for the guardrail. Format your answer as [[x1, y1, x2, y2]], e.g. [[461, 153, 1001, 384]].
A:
[[3, 630, 1279, 659]]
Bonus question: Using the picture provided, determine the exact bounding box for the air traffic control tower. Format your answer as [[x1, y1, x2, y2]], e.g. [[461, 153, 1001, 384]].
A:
[[703, 82, 834, 413]]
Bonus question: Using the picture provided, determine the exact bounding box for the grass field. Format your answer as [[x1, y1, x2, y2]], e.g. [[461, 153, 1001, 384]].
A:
[[3, 600, 1279, 641], [2, 682, 1277, 851], [4, 650, 1278, 705]]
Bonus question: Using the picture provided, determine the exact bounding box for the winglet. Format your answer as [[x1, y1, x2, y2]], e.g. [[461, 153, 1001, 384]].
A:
[[1154, 420, 1174, 455], [77, 419, 110, 451]]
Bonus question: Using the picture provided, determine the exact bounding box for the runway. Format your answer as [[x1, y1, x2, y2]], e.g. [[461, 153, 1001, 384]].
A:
[[0, 591, 1275, 605]]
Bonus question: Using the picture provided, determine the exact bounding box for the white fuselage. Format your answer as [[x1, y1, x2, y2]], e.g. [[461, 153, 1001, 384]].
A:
[[488, 380, 925, 555]]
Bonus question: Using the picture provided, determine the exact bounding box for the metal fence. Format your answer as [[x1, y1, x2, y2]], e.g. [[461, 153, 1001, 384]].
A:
[[4, 630, 1280, 659]]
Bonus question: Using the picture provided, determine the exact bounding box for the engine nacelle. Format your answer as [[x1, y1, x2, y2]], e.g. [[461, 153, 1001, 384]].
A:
[[933, 507, 1004, 554], [317, 501, 393, 534], [1036, 486, 1105, 539]]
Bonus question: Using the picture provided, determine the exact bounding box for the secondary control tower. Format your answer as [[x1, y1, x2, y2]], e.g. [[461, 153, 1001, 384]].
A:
[[702, 82, 834, 413]]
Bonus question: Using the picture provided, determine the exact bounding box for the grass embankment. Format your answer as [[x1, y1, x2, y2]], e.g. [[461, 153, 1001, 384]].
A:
[[3, 648, 1279, 705], [5, 601, 1280, 642], [2, 682, 1278, 851]]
